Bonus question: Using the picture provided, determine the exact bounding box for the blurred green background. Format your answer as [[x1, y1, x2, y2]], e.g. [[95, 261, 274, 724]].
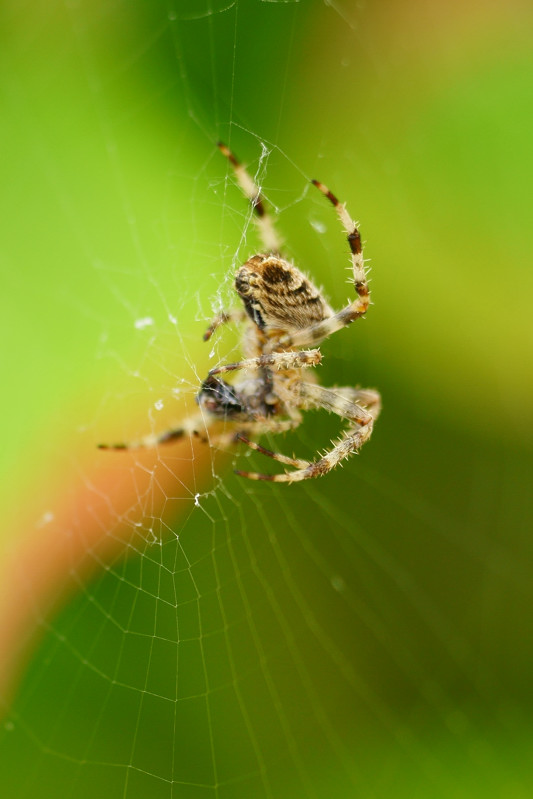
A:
[[1, 0, 533, 797]]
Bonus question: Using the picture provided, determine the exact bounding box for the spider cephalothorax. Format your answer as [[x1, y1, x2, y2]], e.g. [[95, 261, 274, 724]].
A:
[[99, 143, 381, 482]]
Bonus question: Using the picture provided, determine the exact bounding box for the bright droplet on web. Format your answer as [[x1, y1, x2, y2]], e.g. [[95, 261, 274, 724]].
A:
[[134, 317, 154, 330], [310, 218, 326, 234]]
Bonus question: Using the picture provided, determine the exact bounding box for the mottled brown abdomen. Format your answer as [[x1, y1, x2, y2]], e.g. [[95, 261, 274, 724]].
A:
[[235, 255, 333, 333]]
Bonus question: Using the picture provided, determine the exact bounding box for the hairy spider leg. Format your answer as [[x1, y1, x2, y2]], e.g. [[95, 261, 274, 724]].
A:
[[329, 386, 382, 420], [278, 179, 370, 349], [98, 404, 304, 454], [236, 435, 309, 470], [217, 141, 282, 254], [97, 412, 209, 451], [208, 349, 322, 377], [236, 382, 376, 482], [311, 179, 368, 303], [203, 309, 247, 342]]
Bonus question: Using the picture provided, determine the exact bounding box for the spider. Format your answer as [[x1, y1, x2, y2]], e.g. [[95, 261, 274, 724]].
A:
[[98, 142, 381, 482]]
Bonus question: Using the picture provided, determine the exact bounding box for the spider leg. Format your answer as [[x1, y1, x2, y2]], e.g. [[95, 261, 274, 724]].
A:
[[97, 412, 208, 451], [218, 141, 282, 254], [312, 178, 368, 307], [235, 382, 378, 483], [203, 308, 247, 342], [277, 303, 367, 349], [311, 179, 367, 296], [278, 179, 369, 349], [235, 434, 309, 470], [97, 391, 302, 455], [326, 386, 382, 422], [238, 416, 302, 436], [208, 348, 321, 377], [299, 382, 375, 424]]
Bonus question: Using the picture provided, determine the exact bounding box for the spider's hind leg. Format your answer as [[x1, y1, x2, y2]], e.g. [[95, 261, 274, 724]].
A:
[[235, 435, 308, 471], [235, 382, 379, 483], [218, 141, 282, 254], [332, 386, 382, 421]]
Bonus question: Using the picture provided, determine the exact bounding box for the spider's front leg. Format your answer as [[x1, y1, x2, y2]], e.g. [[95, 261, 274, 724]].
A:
[[217, 141, 282, 254]]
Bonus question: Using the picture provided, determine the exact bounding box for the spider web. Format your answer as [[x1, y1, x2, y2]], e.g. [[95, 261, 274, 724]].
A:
[[2, 1, 533, 798]]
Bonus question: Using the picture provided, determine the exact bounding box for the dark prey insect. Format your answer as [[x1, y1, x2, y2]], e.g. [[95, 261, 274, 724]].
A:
[[98, 143, 381, 482]]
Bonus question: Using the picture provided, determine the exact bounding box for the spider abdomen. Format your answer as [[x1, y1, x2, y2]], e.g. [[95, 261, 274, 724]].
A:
[[236, 255, 333, 333]]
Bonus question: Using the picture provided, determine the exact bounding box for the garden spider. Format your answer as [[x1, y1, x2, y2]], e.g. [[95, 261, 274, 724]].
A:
[[98, 142, 381, 482]]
